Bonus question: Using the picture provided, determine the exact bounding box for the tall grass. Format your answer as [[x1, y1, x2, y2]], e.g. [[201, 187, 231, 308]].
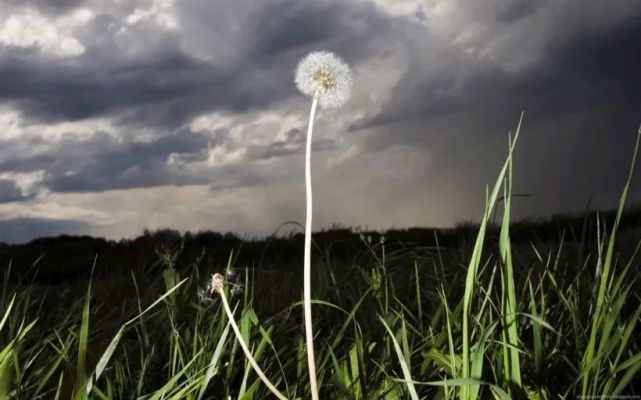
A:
[[0, 124, 639, 399], [580, 126, 641, 397]]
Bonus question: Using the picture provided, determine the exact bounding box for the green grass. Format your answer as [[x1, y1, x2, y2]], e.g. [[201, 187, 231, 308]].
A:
[[0, 124, 640, 399]]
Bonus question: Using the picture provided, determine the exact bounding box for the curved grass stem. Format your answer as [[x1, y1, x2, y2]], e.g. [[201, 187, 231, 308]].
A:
[[218, 291, 288, 400]]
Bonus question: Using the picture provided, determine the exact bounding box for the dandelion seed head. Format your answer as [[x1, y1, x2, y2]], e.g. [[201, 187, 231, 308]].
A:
[[295, 51, 353, 108]]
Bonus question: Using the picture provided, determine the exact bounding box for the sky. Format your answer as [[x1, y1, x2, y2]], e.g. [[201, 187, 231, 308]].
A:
[[0, 0, 640, 243]]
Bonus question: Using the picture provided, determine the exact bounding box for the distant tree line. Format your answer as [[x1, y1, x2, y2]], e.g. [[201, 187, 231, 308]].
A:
[[1, 205, 639, 282]]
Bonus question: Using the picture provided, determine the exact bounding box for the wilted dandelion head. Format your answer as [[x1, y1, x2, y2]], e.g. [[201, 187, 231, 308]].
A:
[[295, 51, 353, 108], [209, 273, 226, 295]]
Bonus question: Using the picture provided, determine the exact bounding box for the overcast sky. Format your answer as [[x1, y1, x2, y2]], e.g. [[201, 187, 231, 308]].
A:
[[0, 0, 640, 243]]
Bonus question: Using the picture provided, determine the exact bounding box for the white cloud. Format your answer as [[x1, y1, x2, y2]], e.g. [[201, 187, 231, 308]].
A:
[[189, 112, 237, 133], [327, 144, 359, 169], [0, 194, 109, 222], [206, 145, 246, 167], [354, 0, 424, 19], [0, 108, 21, 141], [0, 107, 120, 148], [0, 171, 45, 197], [126, 0, 178, 30], [0, 8, 93, 57]]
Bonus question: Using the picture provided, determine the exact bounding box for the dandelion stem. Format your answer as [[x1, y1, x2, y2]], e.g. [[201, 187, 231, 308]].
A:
[[218, 290, 288, 400], [303, 94, 320, 400]]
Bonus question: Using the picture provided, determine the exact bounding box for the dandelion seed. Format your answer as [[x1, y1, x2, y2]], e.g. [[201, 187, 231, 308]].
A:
[[197, 287, 216, 304], [230, 285, 244, 296], [295, 51, 353, 108]]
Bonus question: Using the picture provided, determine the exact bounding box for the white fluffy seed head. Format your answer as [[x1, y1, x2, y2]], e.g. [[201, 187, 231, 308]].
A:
[[295, 51, 353, 108]]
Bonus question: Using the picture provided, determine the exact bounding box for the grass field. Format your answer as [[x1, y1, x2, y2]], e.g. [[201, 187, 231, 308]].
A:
[[1, 129, 640, 399]]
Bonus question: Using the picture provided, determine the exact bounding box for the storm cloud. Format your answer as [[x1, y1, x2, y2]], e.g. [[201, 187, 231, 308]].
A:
[[0, 0, 396, 128], [0, 0, 640, 242], [0, 217, 90, 243], [0, 179, 30, 203]]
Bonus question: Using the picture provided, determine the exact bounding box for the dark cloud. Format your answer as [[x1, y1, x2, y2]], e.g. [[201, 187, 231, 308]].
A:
[[0, 218, 90, 244], [546, 14, 641, 91], [207, 165, 270, 192], [246, 128, 336, 161], [353, 10, 641, 134], [0, 0, 396, 131], [0, 0, 398, 199], [0, 146, 57, 174], [248, 2, 336, 57], [348, 8, 641, 221], [1, 0, 86, 15], [41, 129, 214, 192], [0, 179, 30, 203], [0, 44, 228, 128], [0, 123, 333, 194], [31, 126, 307, 194], [245, 0, 395, 60], [494, 0, 543, 23]]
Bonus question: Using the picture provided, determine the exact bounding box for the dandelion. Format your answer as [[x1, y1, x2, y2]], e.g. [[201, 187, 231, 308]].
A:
[[208, 273, 287, 400], [208, 273, 226, 296], [295, 50, 353, 400], [295, 51, 353, 109]]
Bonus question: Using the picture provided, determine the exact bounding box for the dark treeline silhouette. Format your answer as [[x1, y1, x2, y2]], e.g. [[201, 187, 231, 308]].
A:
[[1, 204, 640, 283]]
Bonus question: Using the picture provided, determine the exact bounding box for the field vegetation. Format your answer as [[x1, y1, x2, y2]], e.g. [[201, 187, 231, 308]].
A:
[[0, 131, 640, 399]]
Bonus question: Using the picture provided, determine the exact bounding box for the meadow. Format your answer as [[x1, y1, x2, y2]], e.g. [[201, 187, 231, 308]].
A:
[[0, 127, 640, 400]]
